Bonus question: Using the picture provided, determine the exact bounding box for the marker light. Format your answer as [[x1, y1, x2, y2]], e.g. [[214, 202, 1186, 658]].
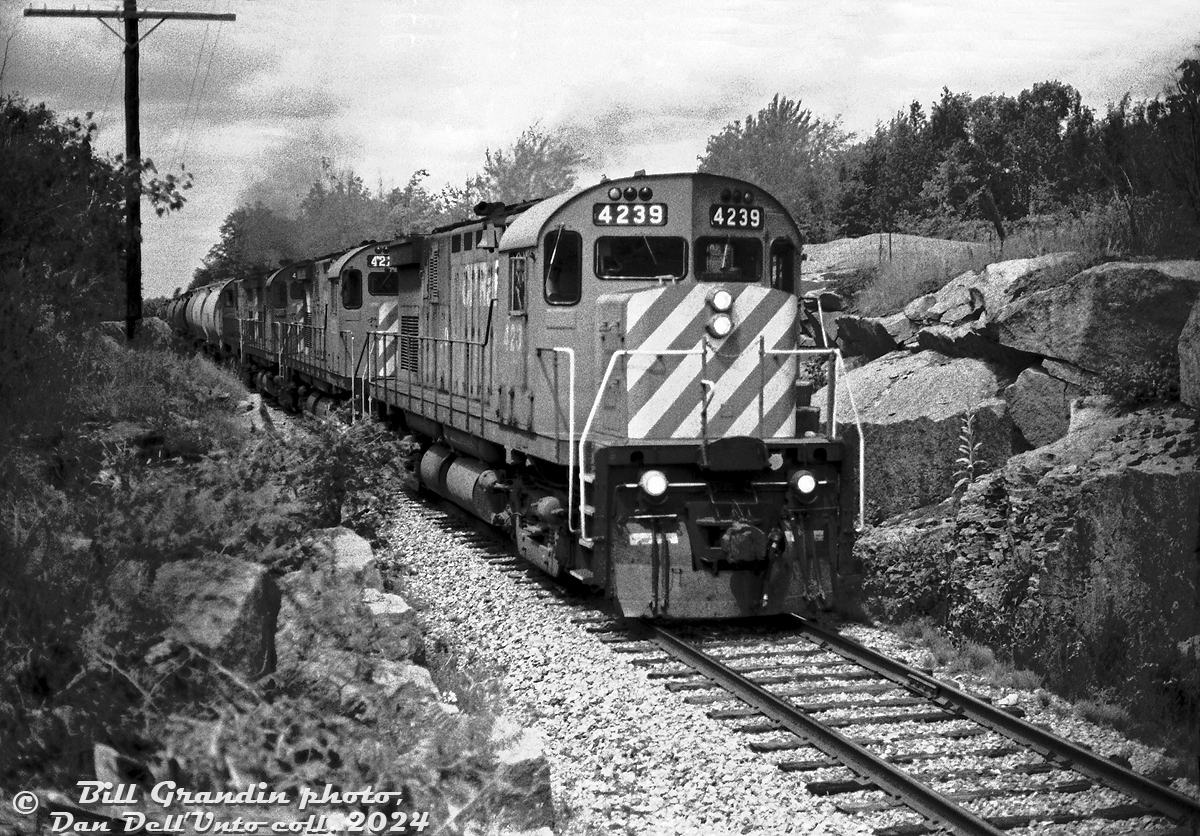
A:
[[608, 187, 622, 200], [707, 313, 733, 338], [638, 186, 653, 200], [791, 469, 818, 499], [623, 186, 637, 200], [743, 191, 754, 204], [708, 289, 733, 312], [639, 470, 669, 498]]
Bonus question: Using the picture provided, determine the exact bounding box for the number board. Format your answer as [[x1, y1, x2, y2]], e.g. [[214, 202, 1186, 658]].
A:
[[369, 254, 391, 268], [593, 203, 667, 226], [710, 204, 763, 229]]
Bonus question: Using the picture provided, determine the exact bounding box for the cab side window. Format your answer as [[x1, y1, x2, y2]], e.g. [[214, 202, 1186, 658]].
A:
[[770, 239, 796, 293], [509, 252, 527, 314], [342, 269, 362, 309], [543, 229, 581, 305]]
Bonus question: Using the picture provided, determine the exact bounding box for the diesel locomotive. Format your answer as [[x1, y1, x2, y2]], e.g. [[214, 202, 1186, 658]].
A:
[[171, 172, 860, 619]]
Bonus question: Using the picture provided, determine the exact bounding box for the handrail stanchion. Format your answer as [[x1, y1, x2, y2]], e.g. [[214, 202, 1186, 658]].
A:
[[539, 347, 576, 532]]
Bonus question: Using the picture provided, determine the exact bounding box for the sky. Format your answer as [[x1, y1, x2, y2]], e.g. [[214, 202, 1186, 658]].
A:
[[1, 0, 1197, 300]]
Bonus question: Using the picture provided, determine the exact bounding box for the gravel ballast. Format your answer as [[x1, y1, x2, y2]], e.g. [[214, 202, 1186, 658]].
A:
[[376, 499, 1197, 836]]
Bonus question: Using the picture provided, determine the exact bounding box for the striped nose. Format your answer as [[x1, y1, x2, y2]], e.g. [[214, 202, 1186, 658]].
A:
[[622, 285, 799, 440]]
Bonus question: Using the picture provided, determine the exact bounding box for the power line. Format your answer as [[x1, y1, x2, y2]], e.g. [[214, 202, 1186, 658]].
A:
[[24, 0, 236, 341]]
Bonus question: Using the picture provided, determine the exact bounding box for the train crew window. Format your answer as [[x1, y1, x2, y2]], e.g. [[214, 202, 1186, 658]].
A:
[[463, 232, 473, 252], [451, 234, 462, 254], [594, 236, 687, 280], [509, 252, 527, 314], [342, 269, 363, 309], [271, 283, 287, 308], [770, 239, 796, 293], [368, 270, 399, 296], [289, 281, 305, 300], [694, 237, 761, 281], [544, 228, 581, 305]]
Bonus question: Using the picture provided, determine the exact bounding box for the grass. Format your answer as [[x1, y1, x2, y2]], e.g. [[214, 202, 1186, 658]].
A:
[[897, 618, 1042, 691], [0, 327, 534, 831]]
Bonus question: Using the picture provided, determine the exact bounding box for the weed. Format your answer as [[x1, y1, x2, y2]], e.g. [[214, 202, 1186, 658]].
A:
[[1075, 696, 1134, 731], [952, 409, 988, 497]]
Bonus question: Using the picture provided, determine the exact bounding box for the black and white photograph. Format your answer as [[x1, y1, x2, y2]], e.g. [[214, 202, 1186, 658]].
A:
[[1, 1, 1198, 833]]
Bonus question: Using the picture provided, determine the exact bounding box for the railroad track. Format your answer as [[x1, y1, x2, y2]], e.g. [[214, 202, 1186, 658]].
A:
[[607, 617, 1200, 835], [383, 495, 1198, 834]]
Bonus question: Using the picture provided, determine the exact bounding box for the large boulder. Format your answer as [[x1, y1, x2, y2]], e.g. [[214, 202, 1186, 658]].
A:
[[996, 261, 1200, 379], [150, 557, 279, 678], [816, 351, 1015, 522], [947, 407, 1198, 720], [307, 526, 384, 590], [1180, 299, 1200, 407], [1003, 365, 1084, 447], [836, 314, 899, 359]]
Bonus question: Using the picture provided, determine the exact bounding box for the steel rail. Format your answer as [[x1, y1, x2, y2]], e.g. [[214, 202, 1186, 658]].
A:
[[788, 615, 1200, 828], [646, 624, 1006, 836]]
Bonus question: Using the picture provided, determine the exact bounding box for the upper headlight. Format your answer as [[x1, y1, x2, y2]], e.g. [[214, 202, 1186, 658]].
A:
[[708, 289, 733, 312]]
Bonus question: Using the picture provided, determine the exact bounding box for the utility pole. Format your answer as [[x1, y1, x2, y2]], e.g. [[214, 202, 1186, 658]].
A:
[[25, 1, 235, 341]]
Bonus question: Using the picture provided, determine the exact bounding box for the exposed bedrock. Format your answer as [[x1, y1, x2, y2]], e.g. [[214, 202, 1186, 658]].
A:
[[996, 260, 1200, 377], [853, 406, 1199, 723], [817, 350, 1016, 523]]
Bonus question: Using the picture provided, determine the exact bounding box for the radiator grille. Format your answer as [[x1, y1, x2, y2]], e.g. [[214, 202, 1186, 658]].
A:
[[400, 315, 419, 373]]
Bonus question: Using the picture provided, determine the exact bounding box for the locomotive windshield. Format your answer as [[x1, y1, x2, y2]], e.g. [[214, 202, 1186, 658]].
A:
[[694, 237, 761, 282], [595, 236, 687, 279]]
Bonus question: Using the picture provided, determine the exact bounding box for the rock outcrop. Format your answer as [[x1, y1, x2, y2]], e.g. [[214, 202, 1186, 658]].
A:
[[1004, 365, 1084, 447], [150, 557, 279, 678], [948, 407, 1198, 718], [818, 351, 1015, 522], [1180, 299, 1200, 407], [996, 261, 1200, 379]]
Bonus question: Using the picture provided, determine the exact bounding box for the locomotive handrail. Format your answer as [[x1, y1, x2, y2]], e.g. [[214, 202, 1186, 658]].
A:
[[577, 347, 705, 544], [360, 299, 496, 433], [536, 347, 576, 533], [760, 345, 866, 532]]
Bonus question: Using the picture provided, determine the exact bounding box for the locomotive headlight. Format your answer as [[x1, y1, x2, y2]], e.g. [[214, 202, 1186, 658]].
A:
[[791, 469, 818, 499], [707, 313, 733, 339], [608, 186, 622, 200], [639, 469, 669, 499], [707, 289, 733, 312]]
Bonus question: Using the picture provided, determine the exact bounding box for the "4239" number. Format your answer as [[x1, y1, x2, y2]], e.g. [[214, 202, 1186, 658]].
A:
[[593, 203, 667, 226]]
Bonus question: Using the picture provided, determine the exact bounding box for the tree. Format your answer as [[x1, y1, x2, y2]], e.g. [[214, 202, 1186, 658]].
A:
[[1154, 52, 1200, 228], [470, 123, 589, 205], [192, 203, 298, 289], [0, 96, 125, 321], [699, 94, 847, 240]]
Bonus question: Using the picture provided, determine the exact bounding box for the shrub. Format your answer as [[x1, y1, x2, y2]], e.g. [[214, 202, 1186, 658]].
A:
[[1099, 350, 1181, 408]]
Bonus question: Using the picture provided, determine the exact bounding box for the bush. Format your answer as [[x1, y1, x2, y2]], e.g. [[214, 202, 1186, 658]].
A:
[[1099, 350, 1181, 408]]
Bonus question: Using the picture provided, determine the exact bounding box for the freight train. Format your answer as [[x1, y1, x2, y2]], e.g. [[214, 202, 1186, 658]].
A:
[[169, 172, 860, 619]]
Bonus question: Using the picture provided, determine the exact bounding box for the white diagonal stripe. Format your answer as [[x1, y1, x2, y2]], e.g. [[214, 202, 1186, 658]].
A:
[[676, 301, 796, 435], [627, 347, 703, 439], [626, 286, 711, 390], [726, 355, 797, 437]]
